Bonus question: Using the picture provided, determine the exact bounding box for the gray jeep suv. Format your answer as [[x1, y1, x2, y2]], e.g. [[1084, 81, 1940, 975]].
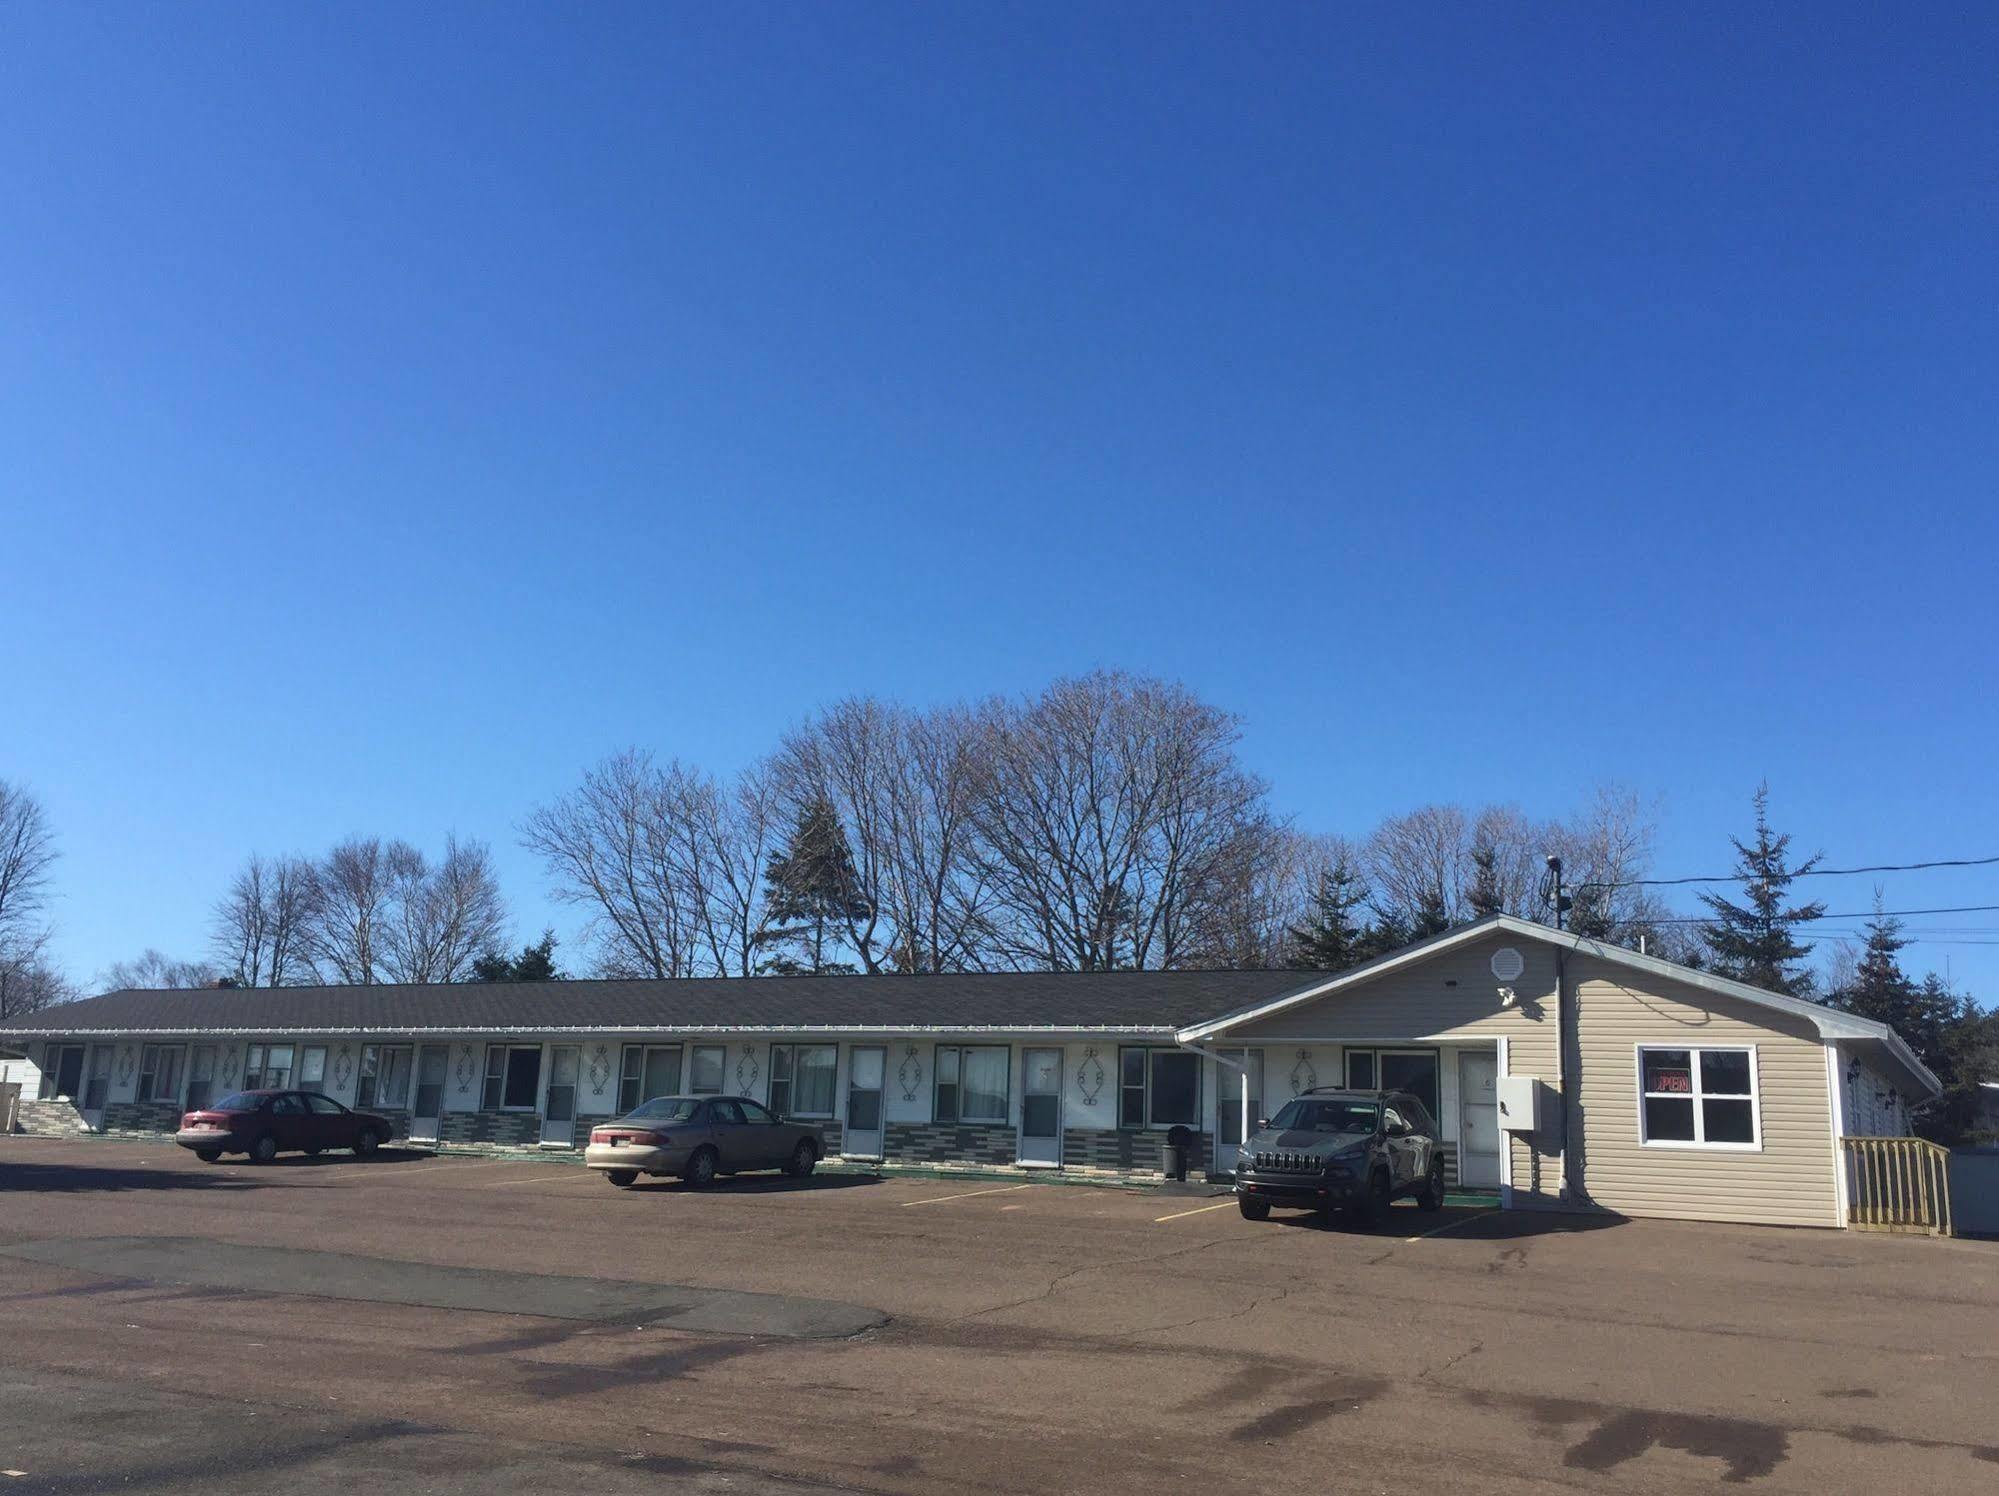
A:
[[1234, 1088, 1445, 1223]]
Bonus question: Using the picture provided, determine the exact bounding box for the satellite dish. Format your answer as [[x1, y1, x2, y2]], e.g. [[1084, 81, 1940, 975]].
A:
[[1490, 947, 1525, 982]]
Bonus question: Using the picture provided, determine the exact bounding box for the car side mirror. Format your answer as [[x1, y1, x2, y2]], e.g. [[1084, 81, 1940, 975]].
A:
[[1255, 1118, 1270, 1131]]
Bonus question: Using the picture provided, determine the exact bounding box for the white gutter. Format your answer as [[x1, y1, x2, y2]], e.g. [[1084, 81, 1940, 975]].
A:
[[0, 1022, 1189, 1040]]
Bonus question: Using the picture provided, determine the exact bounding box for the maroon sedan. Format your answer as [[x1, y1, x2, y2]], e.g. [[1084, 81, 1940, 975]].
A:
[[176, 1089, 393, 1164]]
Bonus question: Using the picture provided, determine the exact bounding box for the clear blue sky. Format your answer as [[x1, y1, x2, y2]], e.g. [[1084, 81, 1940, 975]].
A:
[[4, 5, 1994, 994]]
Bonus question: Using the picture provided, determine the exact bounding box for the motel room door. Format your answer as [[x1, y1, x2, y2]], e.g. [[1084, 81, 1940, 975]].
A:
[[843, 1045, 886, 1159], [80, 1044, 115, 1129], [411, 1044, 450, 1142], [541, 1046, 579, 1147], [1458, 1050, 1501, 1189], [1019, 1047, 1062, 1166]]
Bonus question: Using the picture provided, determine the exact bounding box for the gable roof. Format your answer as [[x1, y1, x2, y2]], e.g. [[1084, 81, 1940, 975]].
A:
[[1174, 913, 1943, 1097], [0, 966, 1305, 1040]]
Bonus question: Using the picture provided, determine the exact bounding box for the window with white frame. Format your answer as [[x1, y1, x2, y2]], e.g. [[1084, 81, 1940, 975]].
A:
[[244, 1044, 295, 1091], [484, 1045, 543, 1110], [688, 1044, 727, 1095], [1119, 1047, 1201, 1129], [933, 1045, 1009, 1124], [298, 1045, 329, 1094], [138, 1045, 185, 1104], [1637, 1046, 1759, 1148], [357, 1045, 412, 1109], [769, 1044, 837, 1118], [619, 1045, 683, 1113]]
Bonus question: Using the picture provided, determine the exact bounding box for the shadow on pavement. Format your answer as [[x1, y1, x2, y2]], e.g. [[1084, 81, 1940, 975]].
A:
[[0, 1160, 260, 1193], [1266, 1200, 1628, 1238]]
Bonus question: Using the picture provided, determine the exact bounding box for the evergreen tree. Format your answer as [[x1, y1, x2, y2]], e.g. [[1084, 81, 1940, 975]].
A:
[[1405, 884, 1454, 941], [472, 930, 562, 982], [1467, 843, 1505, 920], [1285, 856, 1374, 971], [1697, 784, 1825, 995], [760, 798, 871, 975]]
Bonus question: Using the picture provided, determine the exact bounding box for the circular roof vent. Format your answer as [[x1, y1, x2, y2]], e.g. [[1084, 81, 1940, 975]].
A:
[[1490, 947, 1525, 982]]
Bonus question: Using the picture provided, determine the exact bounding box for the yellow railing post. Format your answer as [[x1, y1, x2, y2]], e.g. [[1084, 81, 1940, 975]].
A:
[[1839, 1136, 1953, 1237]]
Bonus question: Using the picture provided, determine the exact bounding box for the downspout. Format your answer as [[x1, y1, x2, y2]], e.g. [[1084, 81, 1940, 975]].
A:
[[1179, 1040, 1251, 1154], [1556, 944, 1579, 1206]]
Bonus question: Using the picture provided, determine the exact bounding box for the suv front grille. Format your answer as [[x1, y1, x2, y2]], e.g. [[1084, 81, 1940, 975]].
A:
[[1252, 1149, 1320, 1173]]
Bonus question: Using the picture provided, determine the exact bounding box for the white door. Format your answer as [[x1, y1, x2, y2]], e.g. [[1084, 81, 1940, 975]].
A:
[[81, 1045, 115, 1129], [542, 1046, 579, 1146], [1215, 1049, 1264, 1174], [411, 1044, 449, 1142], [843, 1046, 885, 1158], [1019, 1047, 1062, 1166], [1458, 1051, 1500, 1189]]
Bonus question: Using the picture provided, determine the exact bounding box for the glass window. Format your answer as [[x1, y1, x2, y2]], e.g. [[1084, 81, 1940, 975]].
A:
[[244, 1044, 294, 1091], [1120, 1048, 1147, 1128], [710, 1098, 747, 1125], [138, 1045, 185, 1103], [211, 1092, 267, 1113], [620, 1045, 683, 1113], [1639, 1045, 1758, 1148], [358, 1045, 412, 1109], [271, 1093, 308, 1115], [793, 1045, 837, 1116], [1343, 1049, 1440, 1122], [934, 1045, 1008, 1124], [298, 1046, 328, 1094], [934, 1045, 961, 1122], [688, 1045, 727, 1095], [623, 1097, 703, 1124], [958, 1047, 1007, 1124], [769, 1044, 795, 1116], [503, 1047, 542, 1109], [1269, 1098, 1380, 1134], [1118, 1048, 1202, 1129], [739, 1099, 779, 1125], [305, 1094, 345, 1116]]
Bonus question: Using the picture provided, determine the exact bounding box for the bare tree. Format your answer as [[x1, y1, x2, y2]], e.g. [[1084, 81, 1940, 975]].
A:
[[0, 781, 64, 1017], [99, 949, 220, 991], [377, 836, 508, 984], [965, 671, 1286, 970], [210, 853, 318, 987], [306, 836, 395, 984], [523, 751, 777, 978], [776, 699, 992, 974], [1364, 803, 1472, 926]]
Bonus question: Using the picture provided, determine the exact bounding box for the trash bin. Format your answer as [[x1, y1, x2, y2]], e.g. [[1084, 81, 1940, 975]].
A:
[[1162, 1124, 1195, 1182]]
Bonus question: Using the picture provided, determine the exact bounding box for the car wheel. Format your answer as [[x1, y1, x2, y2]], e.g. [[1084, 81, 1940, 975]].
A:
[[1417, 1161, 1445, 1211], [353, 1128, 381, 1157], [248, 1134, 279, 1165], [1237, 1196, 1271, 1221], [194, 1148, 222, 1164], [683, 1146, 718, 1188], [784, 1140, 819, 1178], [605, 1169, 638, 1188]]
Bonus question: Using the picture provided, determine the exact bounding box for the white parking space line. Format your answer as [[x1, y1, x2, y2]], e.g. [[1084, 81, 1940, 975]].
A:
[[1403, 1209, 1500, 1243], [899, 1183, 1037, 1207], [1154, 1199, 1237, 1223]]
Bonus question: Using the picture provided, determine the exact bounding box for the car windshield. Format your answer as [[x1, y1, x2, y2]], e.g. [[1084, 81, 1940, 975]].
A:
[[621, 1098, 702, 1124], [208, 1093, 266, 1112], [1268, 1099, 1379, 1134]]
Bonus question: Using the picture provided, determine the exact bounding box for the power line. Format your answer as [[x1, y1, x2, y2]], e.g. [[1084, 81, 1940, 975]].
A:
[[1576, 854, 1999, 893], [1631, 902, 1999, 927]]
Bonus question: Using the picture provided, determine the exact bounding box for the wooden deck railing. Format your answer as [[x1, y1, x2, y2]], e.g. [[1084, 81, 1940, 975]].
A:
[[1842, 1135, 1953, 1236]]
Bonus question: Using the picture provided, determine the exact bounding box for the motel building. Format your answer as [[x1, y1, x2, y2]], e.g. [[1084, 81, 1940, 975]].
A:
[[1, 915, 1939, 1231]]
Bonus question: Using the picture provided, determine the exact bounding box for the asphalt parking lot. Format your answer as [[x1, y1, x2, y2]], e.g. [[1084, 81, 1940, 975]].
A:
[[2, 1137, 1995, 1494]]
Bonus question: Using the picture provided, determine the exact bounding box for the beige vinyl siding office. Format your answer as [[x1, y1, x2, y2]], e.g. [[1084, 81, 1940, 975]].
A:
[[1568, 955, 1839, 1228], [1179, 915, 1943, 1231]]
